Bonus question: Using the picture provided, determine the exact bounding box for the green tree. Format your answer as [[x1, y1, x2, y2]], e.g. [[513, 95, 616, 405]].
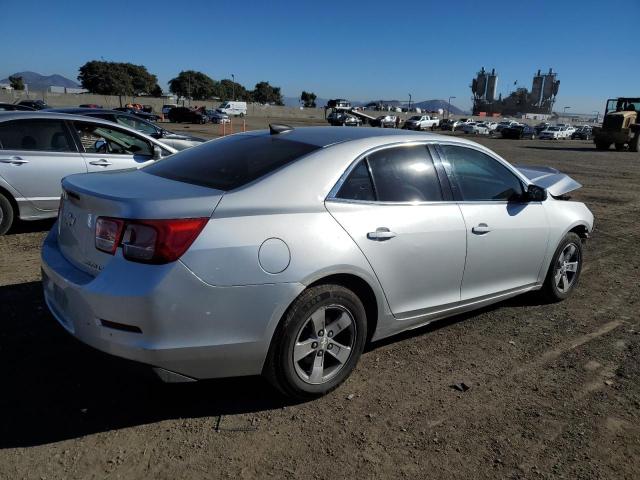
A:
[[168, 71, 217, 100], [78, 61, 158, 96], [8, 75, 24, 90], [252, 81, 283, 106], [300, 91, 317, 108], [151, 84, 163, 97], [216, 78, 251, 101]]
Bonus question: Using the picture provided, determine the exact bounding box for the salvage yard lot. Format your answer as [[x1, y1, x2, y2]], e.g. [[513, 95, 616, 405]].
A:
[[1, 131, 639, 479]]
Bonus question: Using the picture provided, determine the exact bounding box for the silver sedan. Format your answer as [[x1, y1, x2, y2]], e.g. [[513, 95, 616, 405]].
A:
[[0, 112, 177, 234], [41, 126, 594, 399]]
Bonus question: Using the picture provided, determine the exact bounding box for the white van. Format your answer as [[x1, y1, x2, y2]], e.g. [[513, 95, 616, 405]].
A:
[[216, 101, 247, 117]]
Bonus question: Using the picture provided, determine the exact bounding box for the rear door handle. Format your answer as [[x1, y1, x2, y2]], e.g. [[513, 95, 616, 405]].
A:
[[472, 223, 491, 234], [0, 156, 29, 165], [367, 227, 396, 241], [89, 159, 112, 166]]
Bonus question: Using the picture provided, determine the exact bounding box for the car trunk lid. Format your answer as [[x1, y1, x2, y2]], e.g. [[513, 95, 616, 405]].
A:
[[58, 169, 223, 276]]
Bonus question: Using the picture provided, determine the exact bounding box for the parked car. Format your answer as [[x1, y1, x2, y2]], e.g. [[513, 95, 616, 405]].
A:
[[572, 126, 593, 140], [0, 112, 177, 234], [439, 119, 455, 131], [326, 99, 352, 110], [534, 122, 551, 134], [17, 99, 49, 110], [538, 126, 564, 140], [462, 122, 491, 135], [0, 103, 35, 111], [328, 112, 362, 126], [495, 120, 519, 133], [46, 108, 206, 151], [162, 104, 178, 116], [206, 110, 230, 124], [216, 101, 247, 117], [501, 124, 537, 140], [403, 115, 439, 131], [113, 107, 159, 122], [41, 126, 593, 399], [167, 107, 208, 124], [371, 115, 398, 128]]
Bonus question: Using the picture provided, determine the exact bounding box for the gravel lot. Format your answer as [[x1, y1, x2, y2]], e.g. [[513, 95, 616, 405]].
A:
[[1, 126, 639, 479]]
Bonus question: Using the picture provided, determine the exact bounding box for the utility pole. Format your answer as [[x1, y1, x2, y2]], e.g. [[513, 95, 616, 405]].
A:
[[232, 73, 235, 101], [448, 96, 456, 119], [187, 74, 191, 107]]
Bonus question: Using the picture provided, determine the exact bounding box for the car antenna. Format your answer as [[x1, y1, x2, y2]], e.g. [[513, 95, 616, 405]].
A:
[[269, 124, 294, 135]]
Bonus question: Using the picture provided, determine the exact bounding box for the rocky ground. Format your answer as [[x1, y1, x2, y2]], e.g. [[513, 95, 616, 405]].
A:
[[1, 128, 639, 479]]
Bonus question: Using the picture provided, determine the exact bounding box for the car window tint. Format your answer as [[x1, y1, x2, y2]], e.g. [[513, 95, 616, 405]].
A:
[[439, 145, 523, 201], [336, 160, 375, 201], [0, 119, 75, 152], [367, 145, 442, 202], [116, 115, 157, 135], [144, 134, 320, 191], [74, 122, 152, 156]]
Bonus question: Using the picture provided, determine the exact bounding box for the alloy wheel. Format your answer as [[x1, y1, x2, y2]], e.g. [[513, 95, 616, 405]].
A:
[[293, 304, 356, 385], [554, 243, 580, 293]]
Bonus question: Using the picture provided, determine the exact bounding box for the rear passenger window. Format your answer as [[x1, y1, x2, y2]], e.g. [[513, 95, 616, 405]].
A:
[[0, 120, 75, 152], [336, 161, 375, 201], [368, 145, 442, 202]]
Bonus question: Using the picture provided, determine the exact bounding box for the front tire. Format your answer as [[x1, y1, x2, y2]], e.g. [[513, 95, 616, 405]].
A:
[[264, 284, 367, 400], [540, 232, 583, 302], [595, 140, 610, 150], [0, 193, 14, 235], [629, 133, 640, 152]]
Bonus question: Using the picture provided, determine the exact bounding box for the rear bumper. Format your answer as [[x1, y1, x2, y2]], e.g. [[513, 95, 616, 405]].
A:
[[41, 227, 304, 380]]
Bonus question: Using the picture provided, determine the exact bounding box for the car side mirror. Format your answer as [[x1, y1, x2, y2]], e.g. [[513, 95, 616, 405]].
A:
[[526, 184, 547, 202], [152, 145, 163, 160]]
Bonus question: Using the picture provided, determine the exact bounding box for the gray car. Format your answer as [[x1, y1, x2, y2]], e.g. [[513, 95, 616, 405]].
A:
[[0, 112, 177, 234], [41, 126, 593, 399], [46, 108, 207, 151]]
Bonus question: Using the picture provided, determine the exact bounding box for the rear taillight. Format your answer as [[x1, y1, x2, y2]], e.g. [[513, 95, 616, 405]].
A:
[[95, 217, 125, 254], [95, 217, 207, 264]]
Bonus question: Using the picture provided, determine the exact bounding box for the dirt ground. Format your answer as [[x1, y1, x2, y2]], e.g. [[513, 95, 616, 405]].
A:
[[1, 125, 639, 479]]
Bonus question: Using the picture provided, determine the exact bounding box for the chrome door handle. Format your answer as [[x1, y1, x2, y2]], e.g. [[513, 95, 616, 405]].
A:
[[0, 156, 29, 165], [367, 227, 396, 241], [472, 223, 491, 234], [89, 159, 112, 166]]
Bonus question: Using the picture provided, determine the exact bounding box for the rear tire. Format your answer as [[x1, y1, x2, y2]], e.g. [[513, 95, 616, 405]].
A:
[[264, 284, 367, 400], [595, 141, 610, 150], [615, 143, 625, 151], [539, 232, 583, 303], [0, 193, 14, 236], [630, 133, 640, 152]]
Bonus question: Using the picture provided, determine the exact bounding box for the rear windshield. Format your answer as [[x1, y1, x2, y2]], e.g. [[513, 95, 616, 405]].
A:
[[144, 134, 320, 191]]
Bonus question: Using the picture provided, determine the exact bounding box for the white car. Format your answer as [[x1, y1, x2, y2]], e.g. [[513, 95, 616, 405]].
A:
[[539, 127, 565, 140], [462, 122, 491, 135], [217, 101, 247, 117]]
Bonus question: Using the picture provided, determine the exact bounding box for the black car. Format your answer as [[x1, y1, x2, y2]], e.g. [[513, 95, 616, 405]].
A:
[[572, 126, 593, 140], [113, 107, 159, 122], [167, 107, 208, 124], [534, 122, 550, 135], [501, 124, 537, 140], [45, 108, 206, 151], [0, 102, 35, 111], [16, 99, 49, 110]]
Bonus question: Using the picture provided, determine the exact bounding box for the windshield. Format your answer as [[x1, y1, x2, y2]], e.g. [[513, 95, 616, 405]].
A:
[[144, 134, 321, 191]]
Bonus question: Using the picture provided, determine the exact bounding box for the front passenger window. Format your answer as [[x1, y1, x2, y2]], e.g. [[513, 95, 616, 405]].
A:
[[439, 145, 524, 201]]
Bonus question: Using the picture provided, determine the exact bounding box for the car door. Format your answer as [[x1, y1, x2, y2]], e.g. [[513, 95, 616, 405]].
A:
[[325, 144, 467, 319], [71, 120, 157, 172], [0, 118, 85, 211], [438, 144, 549, 301]]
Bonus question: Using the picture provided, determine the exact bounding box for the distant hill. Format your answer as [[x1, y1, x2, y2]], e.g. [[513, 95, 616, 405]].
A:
[[0, 71, 79, 90], [284, 95, 465, 114]]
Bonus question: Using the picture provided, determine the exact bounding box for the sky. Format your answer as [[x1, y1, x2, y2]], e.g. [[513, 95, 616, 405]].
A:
[[1, 0, 638, 114]]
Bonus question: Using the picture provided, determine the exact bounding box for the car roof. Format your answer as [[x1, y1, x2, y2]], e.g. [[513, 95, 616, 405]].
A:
[[45, 107, 119, 115], [235, 126, 475, 148]]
